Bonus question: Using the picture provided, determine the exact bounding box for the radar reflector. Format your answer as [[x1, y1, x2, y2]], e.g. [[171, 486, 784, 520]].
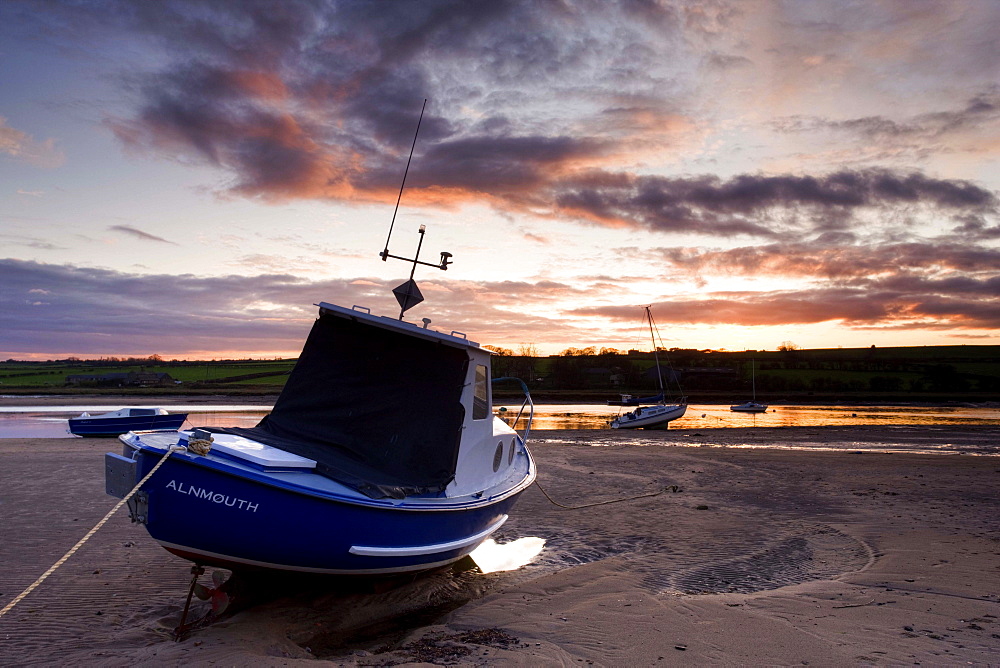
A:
[[392, 279, 424, 313]]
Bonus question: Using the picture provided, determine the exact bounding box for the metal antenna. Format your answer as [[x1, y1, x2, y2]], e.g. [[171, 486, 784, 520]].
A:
[[381, 98, 427, 262], [377, 99, 454, 320]]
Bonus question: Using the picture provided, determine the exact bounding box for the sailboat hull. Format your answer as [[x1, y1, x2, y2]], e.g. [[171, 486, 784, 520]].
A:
[[610, 404, 687, 429], [730, 402, 768, 413]]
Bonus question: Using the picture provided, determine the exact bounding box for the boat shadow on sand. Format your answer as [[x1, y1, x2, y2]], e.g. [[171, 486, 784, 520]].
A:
[[168, 552, 529, 660]]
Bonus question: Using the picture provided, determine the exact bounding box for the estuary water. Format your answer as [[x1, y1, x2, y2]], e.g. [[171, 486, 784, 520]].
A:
[[0, 401, 997, 438]]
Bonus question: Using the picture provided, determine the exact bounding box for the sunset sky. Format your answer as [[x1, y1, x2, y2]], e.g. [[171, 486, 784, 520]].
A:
[[2, 0, 999, 360]]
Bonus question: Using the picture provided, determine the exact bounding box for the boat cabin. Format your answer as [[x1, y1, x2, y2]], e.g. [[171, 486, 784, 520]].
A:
[[209, 302, 522, 500]]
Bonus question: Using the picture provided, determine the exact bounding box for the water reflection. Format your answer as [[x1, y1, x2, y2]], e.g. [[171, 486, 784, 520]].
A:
[[469, 537, 546, 573], [501, 403, 1000, 430], [0, 402, 997, 439]]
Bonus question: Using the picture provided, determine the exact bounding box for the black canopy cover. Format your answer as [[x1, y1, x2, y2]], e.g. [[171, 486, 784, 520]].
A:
[[211, 310, 469, 499]]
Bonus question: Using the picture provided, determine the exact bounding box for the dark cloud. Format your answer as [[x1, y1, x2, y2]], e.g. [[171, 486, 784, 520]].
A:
[[0, 259, 585, 357], [547, 170, 997, 238], [703, 51, 753, 70], [10, 1, 996, 241], [109, 225, 177, 244], [574, 284, 1000, 331], [573, 291, 894, 327], [4, 252, 997, 358], [584, 237, 1000, 332], [656, 241, 1000, 279], [773, 91, 1000, 145], [0, 259, 336, 355], [85, 1, 682, 205]]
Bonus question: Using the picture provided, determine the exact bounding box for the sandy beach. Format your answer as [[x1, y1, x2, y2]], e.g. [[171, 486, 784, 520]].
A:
[[1, 427, 998, 666]]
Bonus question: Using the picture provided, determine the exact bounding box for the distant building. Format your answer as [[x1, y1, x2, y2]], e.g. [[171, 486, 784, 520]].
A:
[[128, 372, 174, 386], [65, 372, 174, 387]]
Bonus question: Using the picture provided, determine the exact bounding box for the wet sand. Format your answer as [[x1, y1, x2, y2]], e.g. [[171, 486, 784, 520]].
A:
[[1, 428, 998, 665]]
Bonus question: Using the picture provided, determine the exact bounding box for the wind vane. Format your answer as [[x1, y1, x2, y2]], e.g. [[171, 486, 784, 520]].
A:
[[379, 99, 453, 320]]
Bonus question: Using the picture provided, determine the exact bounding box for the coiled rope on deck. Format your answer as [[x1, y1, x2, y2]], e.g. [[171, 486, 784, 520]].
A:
[[0, 445, 186, 620], [532, 479, 680, 510]]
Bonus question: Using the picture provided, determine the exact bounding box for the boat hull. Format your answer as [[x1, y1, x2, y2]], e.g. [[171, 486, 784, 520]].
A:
[[610, 404, 686, 429], [730, 403, 768, 413], [118, 444, 532, 575], [70, 414, 188, 436]]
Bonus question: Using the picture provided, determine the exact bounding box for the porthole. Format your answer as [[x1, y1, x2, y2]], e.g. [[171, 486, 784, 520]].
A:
[[493, 442, 504, 472], [508, 437, 516, 465]]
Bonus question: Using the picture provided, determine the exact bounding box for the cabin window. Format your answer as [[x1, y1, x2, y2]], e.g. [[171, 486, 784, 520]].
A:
[[473, 364, 489, 420], [129, 408, 156, 416]]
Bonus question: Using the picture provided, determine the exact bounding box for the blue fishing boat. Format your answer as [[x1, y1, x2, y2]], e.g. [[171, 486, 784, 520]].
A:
[[103, 103, 535, 577], [70, 407, 187, 436], [105, 301, 536, 574]]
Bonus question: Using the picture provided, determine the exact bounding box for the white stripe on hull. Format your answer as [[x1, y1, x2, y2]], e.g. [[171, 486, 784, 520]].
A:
[[350, 515, 507, 557]]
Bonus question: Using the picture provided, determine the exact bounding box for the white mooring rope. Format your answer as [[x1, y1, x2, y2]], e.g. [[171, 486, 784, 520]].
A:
[[0, 445, 186, 619]]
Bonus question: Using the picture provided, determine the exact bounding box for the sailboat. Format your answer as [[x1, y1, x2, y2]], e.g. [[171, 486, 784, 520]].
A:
[[730, 359, 768, 413], [610, 307, 687, 429]]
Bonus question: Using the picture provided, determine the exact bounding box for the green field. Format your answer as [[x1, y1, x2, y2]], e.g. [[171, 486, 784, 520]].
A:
[[0, 359, 296, 389], [2, 345, 998, 403]]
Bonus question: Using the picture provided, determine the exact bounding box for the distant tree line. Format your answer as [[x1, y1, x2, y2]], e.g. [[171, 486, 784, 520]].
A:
[[484, 345, 1000, 396]]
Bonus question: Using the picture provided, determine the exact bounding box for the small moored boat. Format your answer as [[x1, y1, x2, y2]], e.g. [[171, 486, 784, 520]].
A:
[[611, 402, 687, 429], [729, 401, 768, 413], [69, 407, 187, 436], [730, 359, 768, 413], [610, 307, 686, 430]]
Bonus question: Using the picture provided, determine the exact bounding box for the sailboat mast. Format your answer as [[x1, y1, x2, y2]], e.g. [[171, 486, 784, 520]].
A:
[[751, 359, 756, 400], [646, 306, 664, 393]]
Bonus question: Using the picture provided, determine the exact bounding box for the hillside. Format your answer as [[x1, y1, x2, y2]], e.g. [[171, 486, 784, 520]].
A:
[[2, 345, 997, 404]]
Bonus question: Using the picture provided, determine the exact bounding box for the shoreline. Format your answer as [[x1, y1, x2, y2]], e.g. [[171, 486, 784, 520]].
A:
[[0, 388, 1000, 408], [1, 392, 997, 409], [1, 429, 998, 664]]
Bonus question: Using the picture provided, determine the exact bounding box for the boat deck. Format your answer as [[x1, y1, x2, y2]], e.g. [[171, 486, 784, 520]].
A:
[[121, 430, 534, 510]]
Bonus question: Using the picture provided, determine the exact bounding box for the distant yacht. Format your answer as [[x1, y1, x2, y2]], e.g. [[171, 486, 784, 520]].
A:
[[731, 359, 768, 413], [610, 306, 686, 429]]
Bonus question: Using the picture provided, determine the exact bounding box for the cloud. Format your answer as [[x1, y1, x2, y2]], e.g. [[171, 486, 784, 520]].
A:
[[656, 241, 1000, 280], [3, 1, 999, 354], [0, 232, 66, 251], [0, 259, 338, 356], [88, 1, 691, 205], [0, 259, 587, 357], [108, 225, 178, 244], [543, 169, 997, 238], [0, 117, 65, 168], [772, 90, 1000, 154], [574, 284, 1000, 331], [3, 254, 997, 358], [9, 1, 994, 244], [94, 5, 997, 239]]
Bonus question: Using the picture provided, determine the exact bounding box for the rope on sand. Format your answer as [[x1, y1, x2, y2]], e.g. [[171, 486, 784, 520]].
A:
[[0, 445, 186, 620], [532, 479, 680, 510]]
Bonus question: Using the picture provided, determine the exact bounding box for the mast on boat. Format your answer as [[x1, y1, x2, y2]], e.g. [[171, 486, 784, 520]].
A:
[[645, 306, 665, 395]]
